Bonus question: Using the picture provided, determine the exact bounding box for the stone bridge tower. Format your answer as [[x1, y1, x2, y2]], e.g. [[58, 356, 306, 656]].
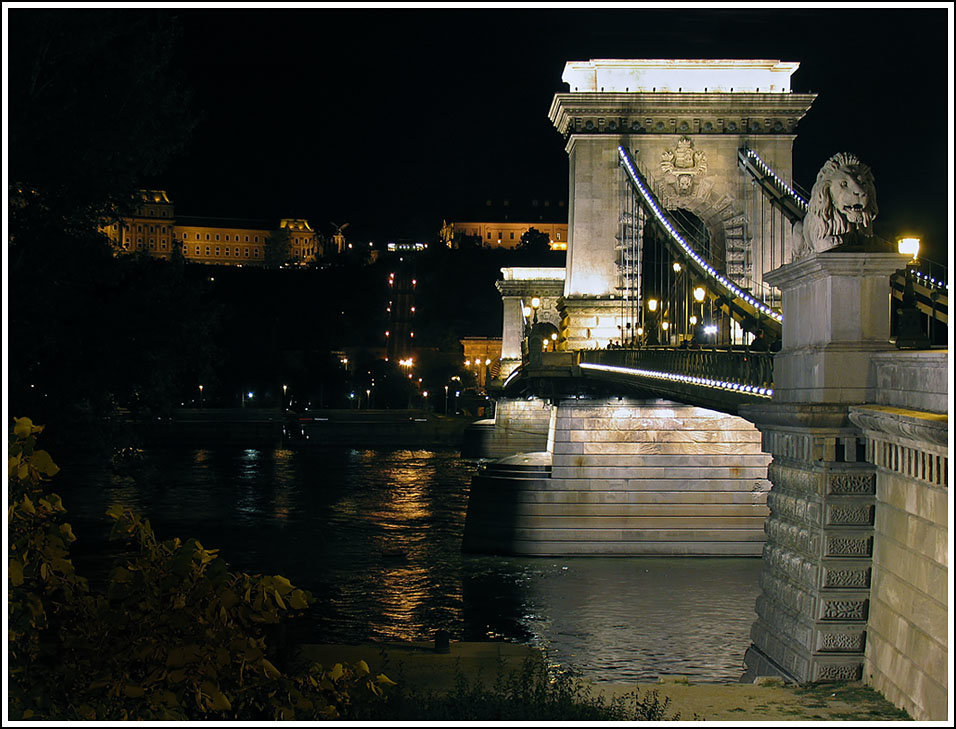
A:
[[548, 59, 816, 349]]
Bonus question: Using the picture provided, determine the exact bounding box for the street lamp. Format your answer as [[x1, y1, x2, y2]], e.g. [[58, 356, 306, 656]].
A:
[[444, 384, 449, 415], [897, 237, 920, 261], [198, 384, 204, 409], [282, 384, 288, 409], [894, 237, 930, 349], [530, 296, 541, 324], [366, 388, 371, 409], [645, 299, 659, 345]]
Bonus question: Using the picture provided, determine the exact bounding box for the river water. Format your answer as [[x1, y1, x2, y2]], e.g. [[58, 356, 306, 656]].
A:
[[61, 445, 762, 683]]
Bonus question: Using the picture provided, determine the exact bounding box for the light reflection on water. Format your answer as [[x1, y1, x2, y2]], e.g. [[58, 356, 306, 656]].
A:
[[62, 445, 761, 683]]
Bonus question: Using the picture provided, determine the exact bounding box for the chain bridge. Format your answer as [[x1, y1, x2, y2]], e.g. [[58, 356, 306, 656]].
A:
[[464, 60, 949, 720]]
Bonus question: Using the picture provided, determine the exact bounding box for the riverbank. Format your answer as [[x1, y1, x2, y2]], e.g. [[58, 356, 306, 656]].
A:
[[300, 641, 911, 721], [127, 407, 477, 447]]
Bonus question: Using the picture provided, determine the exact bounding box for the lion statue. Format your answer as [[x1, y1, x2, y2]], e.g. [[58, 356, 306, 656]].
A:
[[793, 152, 878, 260]]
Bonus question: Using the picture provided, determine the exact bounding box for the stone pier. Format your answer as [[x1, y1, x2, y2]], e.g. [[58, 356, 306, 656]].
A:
[[464, 396, 771, 556]]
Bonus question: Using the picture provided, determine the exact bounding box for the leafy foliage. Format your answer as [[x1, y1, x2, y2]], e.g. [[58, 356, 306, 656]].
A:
[[264, 227, 293, 269], [378, 656, 684, 721], [517, 226, 552, 255], [8, 418, 393, 720]]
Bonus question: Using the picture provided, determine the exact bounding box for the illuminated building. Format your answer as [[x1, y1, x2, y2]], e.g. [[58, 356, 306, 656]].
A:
[[460, 337, 503, 389], [441, 199, 569, 251], [102, 190, 322, 266]]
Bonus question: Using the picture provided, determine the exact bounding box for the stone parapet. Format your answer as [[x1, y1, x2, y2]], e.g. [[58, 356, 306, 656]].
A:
[[847, 403, 948, 721]]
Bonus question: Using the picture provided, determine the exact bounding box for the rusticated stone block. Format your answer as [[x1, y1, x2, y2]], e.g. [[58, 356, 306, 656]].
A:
[[765, 517, 819, 557], [768, 462, 825, 496]]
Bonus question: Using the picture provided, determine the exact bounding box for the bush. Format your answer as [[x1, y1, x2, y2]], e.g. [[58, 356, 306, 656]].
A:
[[8, 417, 394, 720], [376, 655, 684, 721]]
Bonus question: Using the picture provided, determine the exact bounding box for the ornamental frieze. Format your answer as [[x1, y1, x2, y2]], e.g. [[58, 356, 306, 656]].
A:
[[828, 472, 875, 495], [823, 567, 871, 589], [814, 663, 863, 682], [819, 630, 866, 653], [825, 536, 872, 558], [821, 599, 868, 621], [826, 504, 874, 526], [566, 116, 796, 137]]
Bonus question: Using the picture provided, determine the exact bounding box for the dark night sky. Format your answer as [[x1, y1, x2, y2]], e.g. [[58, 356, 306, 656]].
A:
[[152, 6, 950, 262]]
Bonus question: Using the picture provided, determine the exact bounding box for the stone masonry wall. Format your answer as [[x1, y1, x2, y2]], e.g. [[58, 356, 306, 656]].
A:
[[535, 397, 772, 555]]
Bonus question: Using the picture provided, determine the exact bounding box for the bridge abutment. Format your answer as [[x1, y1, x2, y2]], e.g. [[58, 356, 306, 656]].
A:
[[464, 396, 771, 556], [741, 250, 948, 720], [740, 403, 876, 683]]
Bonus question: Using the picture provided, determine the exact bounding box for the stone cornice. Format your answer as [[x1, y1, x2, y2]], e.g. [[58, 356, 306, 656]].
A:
[[848, 405, 949, 450], [496, 279, 565, 297], [764, 251, 906, 289], [739, 402, 852, 430], [549, 92, 817, 136]]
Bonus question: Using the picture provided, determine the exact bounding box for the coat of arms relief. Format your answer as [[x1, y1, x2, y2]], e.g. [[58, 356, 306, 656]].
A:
[[660, 136, 708, 195]]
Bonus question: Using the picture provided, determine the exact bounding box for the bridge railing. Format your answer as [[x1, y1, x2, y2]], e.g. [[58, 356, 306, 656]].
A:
[[579, 346, 774, 395]]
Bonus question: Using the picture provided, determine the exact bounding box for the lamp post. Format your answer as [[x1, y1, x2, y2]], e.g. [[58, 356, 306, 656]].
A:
[[282, 384, 288, 409], [530, 296, 541, 325], [895, 237, 930, 349], [198, 384, 204, 409], [444, 384, 449, 415], [645, 298, 659, 346]]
